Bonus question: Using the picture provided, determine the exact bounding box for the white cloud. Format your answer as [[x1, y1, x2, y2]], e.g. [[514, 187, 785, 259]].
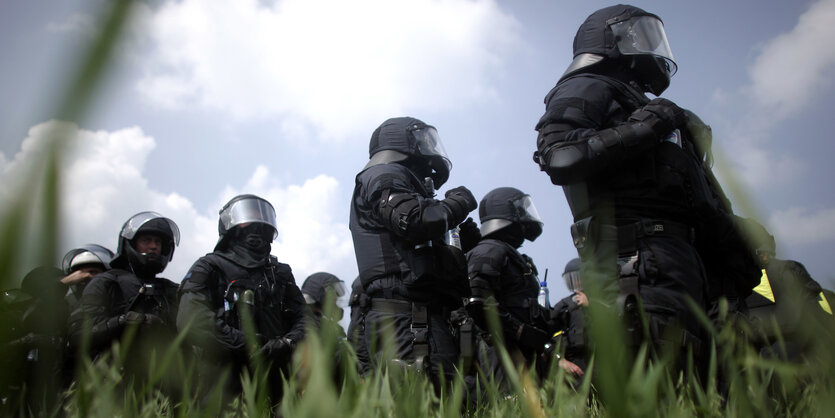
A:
[[136, 0, 520, 141], [749, 0, 835, 116], [46, 13, 95, 36], [768, 206, 835, 248], [0, 120, 356, 285], [714, 0, 835, 190]]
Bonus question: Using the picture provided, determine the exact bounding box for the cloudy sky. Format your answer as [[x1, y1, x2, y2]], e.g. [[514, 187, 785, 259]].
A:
[[2, 0, 835, 301]]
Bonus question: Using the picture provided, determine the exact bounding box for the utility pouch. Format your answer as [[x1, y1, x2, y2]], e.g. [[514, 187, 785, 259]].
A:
[[458, 317, 475, 373], [617, 253, 643, 347], [570, 217, 595, 252], [404, 241, 438, 290]]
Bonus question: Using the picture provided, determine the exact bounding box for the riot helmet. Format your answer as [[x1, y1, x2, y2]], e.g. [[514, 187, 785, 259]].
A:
[[742, 218, 776, 266], [479, 187, 543, 242], [61, 244, 114, 275], [215, 194, 278, 251], [301, 272, 347, 320], [562, 4, 676, 95], [112, 211, 180, 277], [563, 258, 582, 292], [365, 117, 452, 188]]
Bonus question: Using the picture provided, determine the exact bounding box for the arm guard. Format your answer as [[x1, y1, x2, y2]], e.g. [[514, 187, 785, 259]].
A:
[[537, 119, 659, 185], [536, 98, 686, 185], [379, 191, 449, 241]]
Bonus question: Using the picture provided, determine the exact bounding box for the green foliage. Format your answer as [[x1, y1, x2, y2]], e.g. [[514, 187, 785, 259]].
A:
[[2, 1, 835, 417]]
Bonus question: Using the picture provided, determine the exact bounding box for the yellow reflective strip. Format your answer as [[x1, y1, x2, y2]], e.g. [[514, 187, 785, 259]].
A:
[[818, 292, 833, 315], [752, 269, 775, 303], [553, 330, 564, 338]]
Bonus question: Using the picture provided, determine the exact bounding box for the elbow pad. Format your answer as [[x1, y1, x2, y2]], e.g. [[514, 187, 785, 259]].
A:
[[379, 192, 421, 235]]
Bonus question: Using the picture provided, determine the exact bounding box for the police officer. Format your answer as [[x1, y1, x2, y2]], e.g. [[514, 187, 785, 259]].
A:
[[68, 211, 180, 360], [551, 258, 588, 377], [743, 219, 834, 361], [301, 272, 347, 328], [61, 244, 114, 310], [1, 266, 67, 415], [349, 117, 478, 378], [465, 187, 549, 386], [532, 5, 758, 362], [177, 194, 306, 403]]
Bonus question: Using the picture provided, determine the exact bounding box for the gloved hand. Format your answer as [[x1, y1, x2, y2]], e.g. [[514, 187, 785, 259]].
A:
[[630, 97, 687, 137], [442, 186, 478, 224], [120, 311, 164, 326], [516, 324, 551, 352], [458, 217, 482, 252], [121, 311, 147, 325], [255, 337, 295, 361]]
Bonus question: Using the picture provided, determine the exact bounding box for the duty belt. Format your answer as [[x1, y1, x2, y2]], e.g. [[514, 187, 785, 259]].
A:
[[614, 219, 695, 255]]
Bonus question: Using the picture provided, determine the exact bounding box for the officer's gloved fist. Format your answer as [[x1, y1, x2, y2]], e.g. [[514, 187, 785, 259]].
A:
[[121, 311, 147, 325], [443, 186, 477, 223], [458, 217, 482, 252], [517, 324, 551, 352], [143, 313, 165, 327], [630, 97, 687, 137], [255, 337, 295, 361]]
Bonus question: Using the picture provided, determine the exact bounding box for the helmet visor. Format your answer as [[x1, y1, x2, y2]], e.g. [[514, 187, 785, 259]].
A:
[[563, 270, 582, 292], [220, 197, 278, 239], [121, 212, 181, 245], [411, 126, 452, 173], [62, 244, 114, 274], [513, 195, 543, 225], [611, 16, 676, 75]]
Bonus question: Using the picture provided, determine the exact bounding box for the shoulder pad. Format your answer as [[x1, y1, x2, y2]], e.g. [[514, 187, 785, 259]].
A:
[[467, 240, 512, 277]]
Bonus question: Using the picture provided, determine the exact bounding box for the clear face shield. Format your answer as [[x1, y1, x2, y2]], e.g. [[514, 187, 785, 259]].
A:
[[563, 270, 582, 293], [220, 197, 278, 239], [513, 195, 544, 241], [610, 15, 677, 76], [410, 125, 452, 187], [121, 212, 181, 245], [62, 244, 114, 274], [306, 281, 348, 302]]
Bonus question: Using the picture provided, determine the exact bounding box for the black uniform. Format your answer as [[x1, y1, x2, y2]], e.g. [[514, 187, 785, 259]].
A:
[[68, 269, 179, 358], [466, 238, 551, 385], [1, 267, 69, 415], [551, 294, 587, 372], [178, 253, 305, 394], [534, 6, 759, 358], [351, 163, 470, 375]]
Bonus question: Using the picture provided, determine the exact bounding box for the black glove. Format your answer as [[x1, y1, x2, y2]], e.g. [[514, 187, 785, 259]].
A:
[[121, 311, 146, 325], [629, 97, 687, 137], [458, 217, 482, 253], [442, 186, 477, 224], [517, 324, 551, 352], [255, 337, 295, 361], [120, 311, 164, 327]]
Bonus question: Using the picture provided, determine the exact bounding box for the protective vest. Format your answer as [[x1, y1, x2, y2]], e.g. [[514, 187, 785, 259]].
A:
[[467, 239, 548, 329], [90, 269, 178, 323], [187, 253, 302, 341], [552, 295, 586, 353]]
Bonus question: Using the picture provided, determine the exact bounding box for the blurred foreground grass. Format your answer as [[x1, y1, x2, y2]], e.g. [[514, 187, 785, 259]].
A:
[[2, 1, 835, 417]]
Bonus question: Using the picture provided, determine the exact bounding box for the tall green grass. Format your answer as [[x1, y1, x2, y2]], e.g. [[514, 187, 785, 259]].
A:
[[2, 1, 835, 416]]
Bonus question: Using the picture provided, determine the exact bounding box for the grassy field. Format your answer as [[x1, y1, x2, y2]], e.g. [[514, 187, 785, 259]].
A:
[[2, 2, 834, 416]]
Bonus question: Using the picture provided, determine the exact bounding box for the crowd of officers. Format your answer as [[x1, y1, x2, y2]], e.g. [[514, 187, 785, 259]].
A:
[[2, 3, 834, 413]]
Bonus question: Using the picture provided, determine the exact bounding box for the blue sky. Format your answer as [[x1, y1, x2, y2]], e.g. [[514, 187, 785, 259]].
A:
[[2, 0, 834, 303]]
